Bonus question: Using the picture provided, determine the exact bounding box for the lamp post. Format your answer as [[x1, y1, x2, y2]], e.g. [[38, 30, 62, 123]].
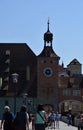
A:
[[82, 96, 83, 112], [28, 100, 32, 113], [11, 73, 19, 114], [23, 93, 28, 105]]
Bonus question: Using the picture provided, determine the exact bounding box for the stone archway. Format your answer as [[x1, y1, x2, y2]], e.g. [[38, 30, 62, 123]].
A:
[[43, 104, 53, 112], [59, 100, 83, 114]]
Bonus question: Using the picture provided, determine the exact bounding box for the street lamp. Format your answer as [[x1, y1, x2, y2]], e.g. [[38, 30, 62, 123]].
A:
[[28, 100, 32, 113], [11, 73, 19, 114], [23, 93, 28, 105]]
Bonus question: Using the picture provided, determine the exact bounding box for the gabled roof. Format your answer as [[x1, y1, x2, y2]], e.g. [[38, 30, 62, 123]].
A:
[[0, 43, 37, 96], [67, 58, 81, 66], [0, 43, 36, 65], [38, 46, 60, 58]]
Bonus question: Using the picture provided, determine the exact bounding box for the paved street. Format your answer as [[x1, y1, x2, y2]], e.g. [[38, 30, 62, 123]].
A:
[[0, 120, 78, 130], [47, 121, 77, 130], [29, 121, 78, 130]]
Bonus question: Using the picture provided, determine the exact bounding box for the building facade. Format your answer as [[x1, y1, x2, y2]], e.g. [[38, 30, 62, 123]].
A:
[[0, 21, 83, 117], [37, 20, 60, 111]]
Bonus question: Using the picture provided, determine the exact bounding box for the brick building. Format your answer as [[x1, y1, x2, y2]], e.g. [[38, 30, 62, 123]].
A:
[[0, 21, 83, 116]]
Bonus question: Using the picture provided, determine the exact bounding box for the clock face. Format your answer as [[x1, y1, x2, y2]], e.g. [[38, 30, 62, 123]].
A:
[[43, 67, 53, 77]]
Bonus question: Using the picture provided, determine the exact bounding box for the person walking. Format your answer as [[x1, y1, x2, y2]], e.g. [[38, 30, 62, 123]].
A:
[[78, 113, 83, 130], [0, 106, 14, 130], [67, 111, 72, 126], [13, 105, 29, 130], [50, 111, 56, 129], [31, 113, 35, 130], [34, 104, 47, 130], [71, 113, 75, 126], [55, 111, 61, 129]]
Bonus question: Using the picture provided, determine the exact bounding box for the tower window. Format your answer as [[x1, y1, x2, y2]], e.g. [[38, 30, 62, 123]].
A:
[[50, 60, 56, 64], [43, 60, 46, 63], [50, 60, 53, 64], [41, 60, 47, 63], [46, 50, 50, 57]]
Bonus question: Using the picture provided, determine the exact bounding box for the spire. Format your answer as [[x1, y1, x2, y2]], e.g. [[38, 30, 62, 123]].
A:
[[62, 61, 64, 68], [44, 19, 53, 47], [47, 18, 50, 32]]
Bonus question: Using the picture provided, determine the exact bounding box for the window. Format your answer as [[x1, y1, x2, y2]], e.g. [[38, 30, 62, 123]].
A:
[[46, 50, 50, 57], [63, 89, 71, 96], [0, 78, 2, 89], [50, 60, 56, 64], [41, 60, 46, 63], [26, 66, 30, 80], [43, 60, 47, 63], [5, 50, 10, 55], [73, 90, 80, 96]]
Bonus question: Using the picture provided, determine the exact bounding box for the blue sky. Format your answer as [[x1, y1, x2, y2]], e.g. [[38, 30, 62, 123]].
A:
[[0, 0, 83, 73]]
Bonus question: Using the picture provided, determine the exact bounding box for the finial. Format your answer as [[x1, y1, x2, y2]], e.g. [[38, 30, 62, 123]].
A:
[[44, 18, 53, 45], [47, 17, 50, 32]]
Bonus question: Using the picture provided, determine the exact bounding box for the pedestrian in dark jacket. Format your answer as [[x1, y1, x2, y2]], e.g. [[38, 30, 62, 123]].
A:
[[13, 105, 29, 130], [78, 114, 83, 130], [0, 106, 14, 130], [67, 112, 72, 126]]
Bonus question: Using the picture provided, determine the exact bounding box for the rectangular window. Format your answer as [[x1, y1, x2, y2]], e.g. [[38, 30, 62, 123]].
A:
[[26, 66, 30, 80], [63, 89, 71, 96], [0, 77, 2, 89], [5, 50, 10, 55], [73, 90, 80, 96]]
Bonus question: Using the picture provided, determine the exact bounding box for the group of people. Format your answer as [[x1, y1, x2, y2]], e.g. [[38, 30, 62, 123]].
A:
[[32, 104, 61, 130], [0, 104, 61, 130], [0, 105, 29, 130], [45, 110, 61, 129]]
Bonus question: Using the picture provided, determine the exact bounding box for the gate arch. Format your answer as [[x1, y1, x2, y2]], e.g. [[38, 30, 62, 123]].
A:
[[43, 104, 54, 112], [59, 100, 83, 114]]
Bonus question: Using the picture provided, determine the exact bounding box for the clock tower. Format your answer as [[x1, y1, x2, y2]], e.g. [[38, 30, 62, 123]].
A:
[[37, 20, 60, 110]]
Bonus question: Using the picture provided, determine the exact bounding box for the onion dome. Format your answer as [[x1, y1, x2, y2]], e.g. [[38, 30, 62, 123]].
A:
[[44, 19, 53, 46]]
